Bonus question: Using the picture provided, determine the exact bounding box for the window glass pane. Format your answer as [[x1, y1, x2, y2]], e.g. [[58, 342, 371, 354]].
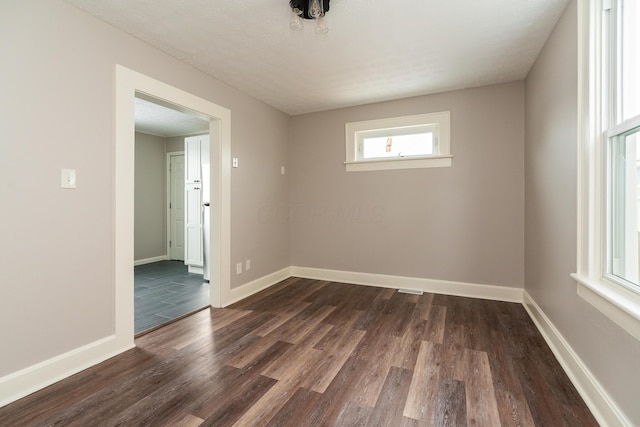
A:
[[362, 133, 433, 159], [621, 0, 640, 121], [610, 127, 640, 286]]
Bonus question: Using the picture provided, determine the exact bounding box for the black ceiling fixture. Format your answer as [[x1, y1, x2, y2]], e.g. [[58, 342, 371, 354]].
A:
[[289, 0, 331, 34], [289, 0, 330, 20]]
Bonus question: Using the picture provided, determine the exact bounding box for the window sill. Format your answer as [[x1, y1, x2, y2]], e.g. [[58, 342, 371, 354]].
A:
[[344, 155, 452, 172], [572, 273, 640, 341]]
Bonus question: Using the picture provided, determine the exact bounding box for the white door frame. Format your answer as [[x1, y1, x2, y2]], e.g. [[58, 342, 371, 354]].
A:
[[167, 151, 185, 261], [115, 65, 231, 348]]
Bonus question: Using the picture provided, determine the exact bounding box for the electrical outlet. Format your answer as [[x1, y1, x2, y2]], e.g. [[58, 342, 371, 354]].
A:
[[245, 260, 251, 271], [236, 262, 242, 274]]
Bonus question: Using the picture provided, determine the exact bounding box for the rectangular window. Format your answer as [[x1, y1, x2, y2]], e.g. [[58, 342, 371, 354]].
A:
[[361, 130, 434, 160], [345, 112, 451, 172], [604, 0, 640, 290], [609, 125, 640, 287], [574, 0, 640, 341], [620, 0, 640, 122]]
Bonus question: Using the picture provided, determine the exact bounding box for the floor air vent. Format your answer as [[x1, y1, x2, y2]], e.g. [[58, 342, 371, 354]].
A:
[[397, 288, 423, 295]]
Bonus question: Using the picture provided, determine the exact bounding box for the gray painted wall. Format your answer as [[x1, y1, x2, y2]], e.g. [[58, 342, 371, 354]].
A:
[[525, 0, 640, 422], [0, 0, 290, 376], [2, 0, 637, 421], [134, 132, 166, 261], [289, 82, 525, 288], [165, 135, 186, 153]]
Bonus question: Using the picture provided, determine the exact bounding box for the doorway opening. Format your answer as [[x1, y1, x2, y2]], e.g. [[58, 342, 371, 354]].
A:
[[115, 65, 231, 350], [133, 95, 211, 334]]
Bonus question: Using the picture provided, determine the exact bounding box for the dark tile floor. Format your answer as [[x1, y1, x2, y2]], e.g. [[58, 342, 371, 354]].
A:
[[134, 260, 210, 334]]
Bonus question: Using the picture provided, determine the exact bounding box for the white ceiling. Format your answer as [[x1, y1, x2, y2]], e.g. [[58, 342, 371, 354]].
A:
[[67, 0, 568, 116], [135, 96, 209, 137]]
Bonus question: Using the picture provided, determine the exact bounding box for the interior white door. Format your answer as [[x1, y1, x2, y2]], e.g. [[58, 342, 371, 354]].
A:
[[185, 136, 201, 183], [169, 154, 185, 260], [185, 183, 203, 266], [184, 135, 209, 269]]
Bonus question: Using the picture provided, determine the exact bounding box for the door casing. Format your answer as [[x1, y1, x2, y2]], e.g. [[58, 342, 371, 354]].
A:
[[115, 65, 231, 349]]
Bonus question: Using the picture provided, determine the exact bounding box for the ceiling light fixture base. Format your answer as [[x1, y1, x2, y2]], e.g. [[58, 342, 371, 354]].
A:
[[289, 0, 330, 20], [289, 0, 331, 33]]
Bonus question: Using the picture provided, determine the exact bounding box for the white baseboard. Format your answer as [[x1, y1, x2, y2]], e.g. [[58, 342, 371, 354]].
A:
[[290, 266, 523, 303], [0, 336, 134, 408], [0, 267, 290, 408], [7, 266, 594, 416], [226, 267, 292, 307], [522, 291, 631, 427], [133, 255, 168, 266]]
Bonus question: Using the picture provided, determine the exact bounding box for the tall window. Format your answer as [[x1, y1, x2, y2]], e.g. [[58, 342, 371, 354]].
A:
[[604, 0, 640, 288], [575, 0, 640, 340]]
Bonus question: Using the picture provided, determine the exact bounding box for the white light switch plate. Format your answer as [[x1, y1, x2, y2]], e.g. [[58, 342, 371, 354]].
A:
[[61, 169, 76, 189]]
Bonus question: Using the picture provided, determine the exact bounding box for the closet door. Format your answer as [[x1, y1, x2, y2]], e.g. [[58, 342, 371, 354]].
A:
[[185, 136, 201, 184], [184, 182, 203, 267], [184, 135, 209, 268]]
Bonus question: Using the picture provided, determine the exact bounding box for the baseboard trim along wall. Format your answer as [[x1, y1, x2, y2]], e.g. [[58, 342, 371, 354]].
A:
[[522, 291, 631, 427], [0, 336, 134, 408], [290, 266, 524, 303], [226, 267, 291, 307], [133, 255, 168, 266], [4, 265, 622, 424]]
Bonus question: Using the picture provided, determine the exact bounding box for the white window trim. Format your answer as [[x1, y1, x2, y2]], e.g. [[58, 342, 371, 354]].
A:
[[345, 111, 451, 172], [574, 0, 640, 341]]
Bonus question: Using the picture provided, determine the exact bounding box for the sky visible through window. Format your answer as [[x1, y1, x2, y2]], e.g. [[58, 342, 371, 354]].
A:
[[609, 0, 640, 286], [362, 133, 433, 159], [622, 0, 640, 121]]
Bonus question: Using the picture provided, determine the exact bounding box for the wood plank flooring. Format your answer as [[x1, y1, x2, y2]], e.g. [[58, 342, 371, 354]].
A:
[[0, 277, 598, 426]]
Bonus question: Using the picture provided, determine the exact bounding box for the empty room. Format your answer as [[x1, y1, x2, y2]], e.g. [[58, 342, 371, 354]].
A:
[[1, 0, 639, 426]]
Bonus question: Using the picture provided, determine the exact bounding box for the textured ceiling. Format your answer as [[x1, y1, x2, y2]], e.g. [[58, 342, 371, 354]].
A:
[[67, 0, 568, 116]]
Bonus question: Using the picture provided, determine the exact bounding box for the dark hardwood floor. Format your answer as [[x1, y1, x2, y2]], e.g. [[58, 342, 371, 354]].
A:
[[135, 260, 210, 334], [0, 277, 598, 426]]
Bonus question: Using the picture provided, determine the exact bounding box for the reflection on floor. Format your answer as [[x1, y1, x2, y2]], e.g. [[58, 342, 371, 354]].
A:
[[134, 260, 209, 334]]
